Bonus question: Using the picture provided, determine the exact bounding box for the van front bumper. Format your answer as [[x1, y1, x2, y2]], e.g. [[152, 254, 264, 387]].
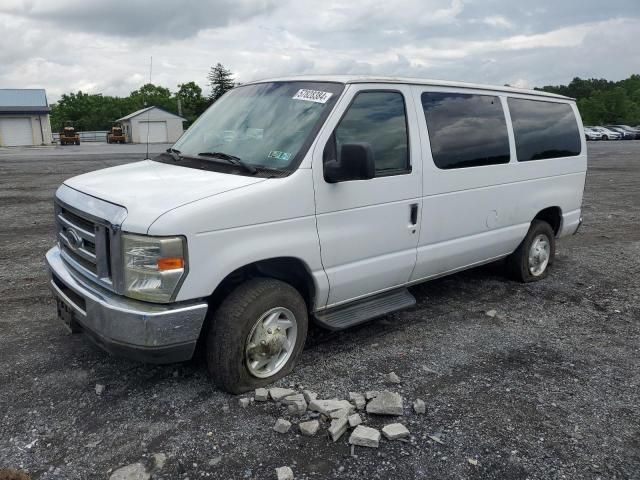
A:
[[45, 247, 208, 363]]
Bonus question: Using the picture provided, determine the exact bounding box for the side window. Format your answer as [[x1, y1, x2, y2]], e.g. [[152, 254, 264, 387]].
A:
[[421, 92, 510, 169], [508, 98, 581, 161], [328, 91, 409, 175]]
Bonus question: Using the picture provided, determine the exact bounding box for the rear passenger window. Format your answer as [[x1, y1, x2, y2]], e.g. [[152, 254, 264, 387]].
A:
[[508, 98, 581, 161], [421, 92, 510, 169], [332, 91, 409, 175]]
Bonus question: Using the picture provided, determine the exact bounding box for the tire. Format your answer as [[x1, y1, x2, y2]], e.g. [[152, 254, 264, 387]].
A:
[[206, 278, 308, 393], [506, 219, 555, 283], [602, 135, 608, 140]]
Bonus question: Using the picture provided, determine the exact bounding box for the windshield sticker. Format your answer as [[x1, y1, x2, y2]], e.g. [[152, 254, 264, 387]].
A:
[[246, 128, 264, 140], [292, 89, 333, 104], [268, 150, 293, 162]]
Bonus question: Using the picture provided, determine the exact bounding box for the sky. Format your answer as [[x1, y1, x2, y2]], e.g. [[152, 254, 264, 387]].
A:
[[0, 0, 638, 102]]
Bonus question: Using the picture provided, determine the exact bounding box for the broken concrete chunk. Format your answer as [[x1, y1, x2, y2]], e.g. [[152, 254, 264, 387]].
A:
[[485, 309, 497, 318], [302, 390, 318, 403], [413, 398, 426, 414], [287, 399, 307, 415], [273, 418, 292, 434], [281, 393, 305, 405], [95, 384, 105, 396], [468, 458, 479, 466], [365, 391, 380, 400], [299, 420, 320, 436], [309, 399, 354, 416], [385, 372, 401, 384], [254, 388, 269, 402], [239, 398, 250, 408], [275, 466, 294, 480], [366, 391, 403, 416], [382, 423, 410, 440], [269, 388, 297, 401], [152, 453, 167, 470], [109, 463, 150, 480], [349, 425, 380, 448], [329, 408, 351, 419], [348, 392, 366, 410], [348, 413, 362, 427], [328, 417, 348, 442]]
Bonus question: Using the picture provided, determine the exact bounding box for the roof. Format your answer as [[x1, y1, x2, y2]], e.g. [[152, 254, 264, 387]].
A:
[[0, 88, 50, 113], [116, 106, 186, 122], [243, 75, 573, 100]]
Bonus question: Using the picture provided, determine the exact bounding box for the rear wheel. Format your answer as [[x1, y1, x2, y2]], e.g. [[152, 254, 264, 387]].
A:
[[602, 135, 608, 140], [506, 219, 555, 282], [206, 278, 308, 393]]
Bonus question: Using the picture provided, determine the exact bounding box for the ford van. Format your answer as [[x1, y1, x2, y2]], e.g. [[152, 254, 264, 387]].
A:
[[46, 76, 586, 393]]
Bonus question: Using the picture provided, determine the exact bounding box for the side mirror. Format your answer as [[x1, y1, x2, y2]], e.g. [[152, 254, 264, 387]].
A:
[[324, 143, 375, 183]]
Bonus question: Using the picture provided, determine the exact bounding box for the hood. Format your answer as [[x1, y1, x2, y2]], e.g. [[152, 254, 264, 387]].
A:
[[64, 160, 265, 233]]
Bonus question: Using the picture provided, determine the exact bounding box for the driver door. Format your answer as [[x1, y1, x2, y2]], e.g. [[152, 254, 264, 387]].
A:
[[312, 84, 422, 307]]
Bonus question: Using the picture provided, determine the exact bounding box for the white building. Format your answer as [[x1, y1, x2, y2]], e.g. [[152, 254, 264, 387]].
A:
[[0, 89, 52, 146], [117, 106, 185, 144]]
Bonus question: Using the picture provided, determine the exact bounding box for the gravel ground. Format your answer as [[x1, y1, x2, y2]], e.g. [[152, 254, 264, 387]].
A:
[[0, 141, 638, 480]]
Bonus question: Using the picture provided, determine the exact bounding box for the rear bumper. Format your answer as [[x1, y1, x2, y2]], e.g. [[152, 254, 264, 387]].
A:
[[559, 209, 583, 237], [46, 246, 208, 363]]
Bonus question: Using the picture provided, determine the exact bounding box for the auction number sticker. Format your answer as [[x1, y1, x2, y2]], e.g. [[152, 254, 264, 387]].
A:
[[292, 89, 333, 104]]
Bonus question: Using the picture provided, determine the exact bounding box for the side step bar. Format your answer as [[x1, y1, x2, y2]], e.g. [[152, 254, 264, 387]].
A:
[[314, 288, 416, 331]]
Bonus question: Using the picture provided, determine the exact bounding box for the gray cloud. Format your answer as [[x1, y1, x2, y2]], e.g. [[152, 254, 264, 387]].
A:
[[1, 0, 278, 38], [0, 0, 637, 102]]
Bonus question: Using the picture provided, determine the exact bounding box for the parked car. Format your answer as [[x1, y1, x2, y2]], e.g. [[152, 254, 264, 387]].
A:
[[590, 126, 622, 140], [584, 127, 603, 141], [46, 76, 587, 393], [605, 126, 636, 140], [606, 125, 640, 139]]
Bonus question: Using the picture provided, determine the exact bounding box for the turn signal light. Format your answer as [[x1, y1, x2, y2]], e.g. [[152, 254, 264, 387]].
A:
[[157, 257, 185, 271]]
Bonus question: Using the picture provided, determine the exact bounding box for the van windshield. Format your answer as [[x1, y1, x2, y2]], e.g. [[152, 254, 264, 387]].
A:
[[165, 81, 343, 175]]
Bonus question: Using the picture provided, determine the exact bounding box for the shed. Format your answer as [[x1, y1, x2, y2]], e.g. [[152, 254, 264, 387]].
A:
[[116, 106, 185, 144], [0, 89, 52, 146]]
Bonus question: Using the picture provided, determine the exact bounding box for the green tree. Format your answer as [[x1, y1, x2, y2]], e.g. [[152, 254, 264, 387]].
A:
[[538, 75, 640, 126], [129, 83, 177, 113], [207, 63, 235, 102], [175, 81, 207, 125]]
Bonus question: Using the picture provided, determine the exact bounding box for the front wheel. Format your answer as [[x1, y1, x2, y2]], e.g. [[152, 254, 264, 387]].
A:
[[206, 278, 308, 393], [506, 219, 555, 282]]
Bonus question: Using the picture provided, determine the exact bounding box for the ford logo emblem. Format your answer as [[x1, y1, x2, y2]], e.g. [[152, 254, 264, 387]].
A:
[[67, 229, 83, 250]]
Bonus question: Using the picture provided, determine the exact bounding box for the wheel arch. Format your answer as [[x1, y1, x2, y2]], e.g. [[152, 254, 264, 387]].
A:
[[533, 206, 562, 236], [195, 256, 318, 349]]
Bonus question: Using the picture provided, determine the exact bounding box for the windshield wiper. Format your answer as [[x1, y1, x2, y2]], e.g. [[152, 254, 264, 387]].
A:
[[166, 147, 182, 161], [198, 151, 257, 174]]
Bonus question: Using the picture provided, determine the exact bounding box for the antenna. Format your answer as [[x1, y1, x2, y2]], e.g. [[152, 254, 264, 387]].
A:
[[145, 56, 153, 159]]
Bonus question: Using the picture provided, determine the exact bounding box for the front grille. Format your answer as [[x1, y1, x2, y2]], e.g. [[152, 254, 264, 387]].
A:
[[55, 202, 113, 289]]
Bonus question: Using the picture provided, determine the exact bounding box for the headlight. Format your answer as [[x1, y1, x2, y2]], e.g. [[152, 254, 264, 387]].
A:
[[122, 233, 187, 303]]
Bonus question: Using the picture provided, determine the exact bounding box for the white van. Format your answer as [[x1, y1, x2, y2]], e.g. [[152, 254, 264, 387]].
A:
[[46, 76, 586, 393]]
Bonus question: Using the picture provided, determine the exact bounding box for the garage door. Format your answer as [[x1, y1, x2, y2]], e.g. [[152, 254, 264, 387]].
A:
[[0, 118, 34, 146], [139, 121, 168, 143]]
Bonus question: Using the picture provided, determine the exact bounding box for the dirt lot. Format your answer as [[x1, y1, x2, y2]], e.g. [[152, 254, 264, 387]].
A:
[[0, 141, 638, 479]]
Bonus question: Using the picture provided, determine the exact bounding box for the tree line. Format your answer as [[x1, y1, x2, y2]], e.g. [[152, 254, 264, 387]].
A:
[[50, 63, 236, 131], [51, 67, 640, 132], [537, 74, 640, 126]]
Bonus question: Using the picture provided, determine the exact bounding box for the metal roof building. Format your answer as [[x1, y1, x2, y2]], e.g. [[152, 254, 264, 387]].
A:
[[116, 106, 185, 144], [0, 89, 52, 146]]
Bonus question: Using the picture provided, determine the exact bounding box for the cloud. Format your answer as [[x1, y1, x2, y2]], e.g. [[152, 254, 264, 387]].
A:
[[0, 0, 278, 39], [0, 0, 637, 102]]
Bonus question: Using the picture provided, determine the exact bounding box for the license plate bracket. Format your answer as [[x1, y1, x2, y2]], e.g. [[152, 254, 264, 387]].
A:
[[56, 298, 81, 333]]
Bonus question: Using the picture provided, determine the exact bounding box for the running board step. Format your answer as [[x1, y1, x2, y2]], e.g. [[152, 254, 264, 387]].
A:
[[314, 288, 416, 331]]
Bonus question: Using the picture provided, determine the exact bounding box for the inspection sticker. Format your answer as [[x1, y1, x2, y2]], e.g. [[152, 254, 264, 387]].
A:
[[292, 89, 333, 104], [268, 150, 292, 161]]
